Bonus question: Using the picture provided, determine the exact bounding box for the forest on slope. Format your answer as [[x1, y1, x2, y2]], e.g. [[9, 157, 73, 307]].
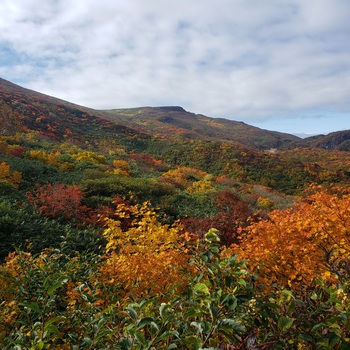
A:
[[0, 78, 350, 348]]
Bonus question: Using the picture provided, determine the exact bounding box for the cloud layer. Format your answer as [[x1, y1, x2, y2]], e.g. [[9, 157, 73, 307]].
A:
[[1, 0, 349, 133]]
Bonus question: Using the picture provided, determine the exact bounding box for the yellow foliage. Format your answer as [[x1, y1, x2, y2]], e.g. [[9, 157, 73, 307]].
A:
[[0, 162, 22, 189], [256, 196, 275, 210], [28, 150, 61, 166], [108, 147, 127, 156], [0, 252, 32, 333], [186, 178, 214, 194], [99, 201, 191, 301], [162, 166, 209, 189], [112, 159, 130, 176], [71, 151, 106, 164], [103, 201, 180, 253]]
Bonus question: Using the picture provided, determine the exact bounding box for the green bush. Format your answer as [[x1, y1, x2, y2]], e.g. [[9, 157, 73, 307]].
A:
[[1, 229, 350, 348], [0, 199, 104, 261]]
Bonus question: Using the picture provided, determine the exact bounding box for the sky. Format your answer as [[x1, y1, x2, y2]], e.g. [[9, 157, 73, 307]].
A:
[[1, 0, 350, 136]]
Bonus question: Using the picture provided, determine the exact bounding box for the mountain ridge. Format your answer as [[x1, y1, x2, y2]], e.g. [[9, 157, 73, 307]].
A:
[[1, 77, 349, 150], [99, 106, 302, 149]]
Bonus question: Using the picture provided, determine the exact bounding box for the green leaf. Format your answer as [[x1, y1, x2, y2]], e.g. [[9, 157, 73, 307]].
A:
[[311, 322, 327, 333], [83, 337, 93, 345], [158, 330, 180, 341], [278, 316, 295, 332], [47, 277, 69, 296], [139, 298, 155, 307], [329, 332, 341, 347], [94, 329, 114, 341], [126, 307, 138, 320], [340, 342, 350, 350], [217, 318, 245, 333], [194, 283, 210, 295], [210, 245, 220, 253], [221, 294, 237, 311], [238, 278, 246, 287], [183, 335, 202, 350], [22, 301, 40, 313], [44, 316, 65, 329], [191, 321, 204, 334], [44, 324, 59, 335], [205, 228, 220, 243], [159, 303, 172, 319], [210, 305, 221, 319], [281, 290, 294, 299], [298, 332, 313, 342], [33, 321, 42, 330], [36, 341, 45, 350], [337, 312, 348, 322], [134, 331, 146, 344], [137, 317, 158, 330], [217, 328, 237, 342], [118, 337, 133, 350]]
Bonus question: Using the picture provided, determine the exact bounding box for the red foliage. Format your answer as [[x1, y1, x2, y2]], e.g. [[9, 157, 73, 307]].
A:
[[182, 191, 253, 246], [26, 183, 101, 225], [7, 146, 27, 158], [38, 131, 60, 141], [27, 183, 83, 220], [27, 187, 142, 227], [130, 153, 165, 171]]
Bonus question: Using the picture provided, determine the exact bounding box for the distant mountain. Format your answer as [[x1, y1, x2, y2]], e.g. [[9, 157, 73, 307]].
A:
[[298, 130, 350, 151], [1, 77, 348, 151], [100, 106, 301, 150]]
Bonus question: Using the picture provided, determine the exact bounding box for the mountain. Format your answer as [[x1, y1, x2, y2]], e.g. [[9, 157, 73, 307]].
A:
[[99, 106, 301, 150], [1, 77, 300, 150], [1, 77, 348, 151], [1, 76, 349, 208], [0, 77, 151, 149], [299, 130, 350, 151]]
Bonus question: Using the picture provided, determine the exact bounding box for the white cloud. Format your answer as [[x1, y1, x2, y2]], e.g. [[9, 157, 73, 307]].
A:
[[0, 0, 349, 132]]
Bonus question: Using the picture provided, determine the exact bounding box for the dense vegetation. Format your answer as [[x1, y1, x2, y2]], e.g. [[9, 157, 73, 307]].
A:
[[0, 78, 350, 348]]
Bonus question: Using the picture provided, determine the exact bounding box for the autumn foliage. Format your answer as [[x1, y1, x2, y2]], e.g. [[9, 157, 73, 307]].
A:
[[0, 161, 22, 189], [0, 101, 23, 135], [233, 186, 350, 290], [1, 79, 350, 348], [98, 200, 191, 300], [182, 190, 253, 246], [26, 183, 101, 225]]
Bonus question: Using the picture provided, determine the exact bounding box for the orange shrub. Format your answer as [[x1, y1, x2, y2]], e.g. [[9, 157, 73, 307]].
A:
[[233, 187, 350, 290]]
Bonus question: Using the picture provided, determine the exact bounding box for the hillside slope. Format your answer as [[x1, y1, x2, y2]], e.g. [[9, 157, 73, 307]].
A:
[[100, 106, 301, 149], [0, 77, 151, 149], [1, 77, 301, 150], [1, 77, 348, 153], [298, 130, 350, 151]]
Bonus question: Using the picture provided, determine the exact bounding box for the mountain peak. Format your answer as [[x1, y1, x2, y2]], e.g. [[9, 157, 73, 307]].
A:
[[156, 106, 188, 112]]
